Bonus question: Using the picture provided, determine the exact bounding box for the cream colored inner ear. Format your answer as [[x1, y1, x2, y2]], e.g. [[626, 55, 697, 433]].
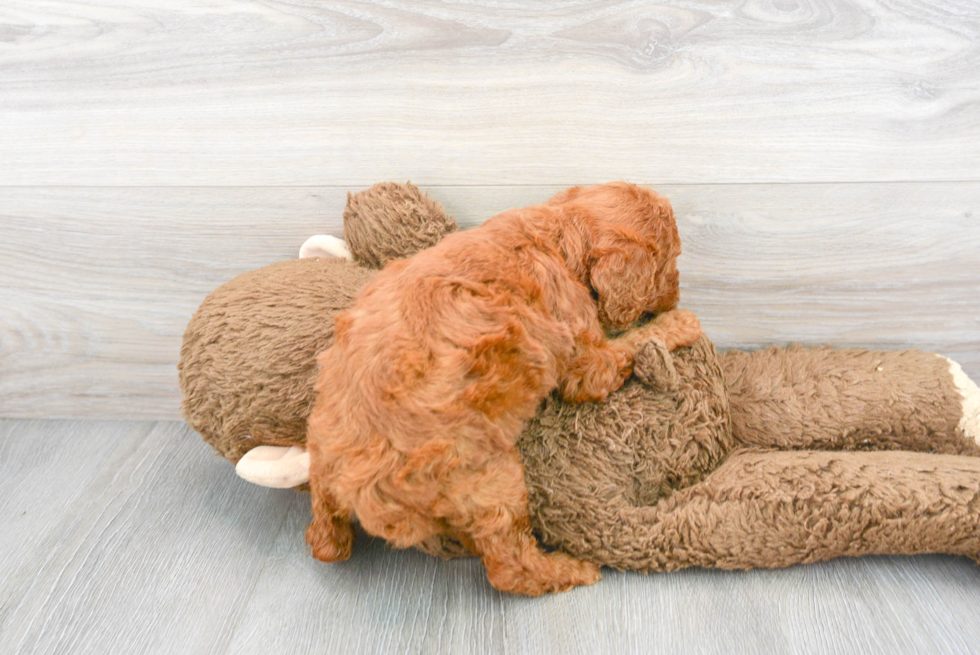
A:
[[940, 356, 980, 444], [299, 235, 353, 260], [236, 445, 311, 488]]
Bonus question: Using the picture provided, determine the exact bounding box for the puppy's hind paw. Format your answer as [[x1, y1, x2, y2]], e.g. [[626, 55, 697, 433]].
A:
[[486, 551, 602, 597], [306, 517, 354, 563], [547, 553, 602, 593]]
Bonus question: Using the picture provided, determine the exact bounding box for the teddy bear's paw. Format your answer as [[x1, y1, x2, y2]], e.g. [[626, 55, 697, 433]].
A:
[[299, 235, 353, 260], [940, 356, 980, 444], [634, 338, 679, 390], [236, 445, 310, 488]]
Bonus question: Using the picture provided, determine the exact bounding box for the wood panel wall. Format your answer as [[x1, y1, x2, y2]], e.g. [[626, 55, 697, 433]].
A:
[[1, 0, 978, 419]]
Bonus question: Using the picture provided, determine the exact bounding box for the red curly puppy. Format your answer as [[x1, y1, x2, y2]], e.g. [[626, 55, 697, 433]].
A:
[[306, 182, 701, 596]]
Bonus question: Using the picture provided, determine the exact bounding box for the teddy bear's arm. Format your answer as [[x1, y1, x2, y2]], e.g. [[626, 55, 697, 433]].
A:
[[235, 445, 310, 488], [719, 346, 980, 455]]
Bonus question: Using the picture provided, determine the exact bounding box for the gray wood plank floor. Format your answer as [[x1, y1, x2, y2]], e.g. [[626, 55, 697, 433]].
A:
[[3, 418, 980, 655]]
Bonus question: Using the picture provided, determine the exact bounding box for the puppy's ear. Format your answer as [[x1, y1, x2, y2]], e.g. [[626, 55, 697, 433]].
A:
[[589, 230, 658, 330]]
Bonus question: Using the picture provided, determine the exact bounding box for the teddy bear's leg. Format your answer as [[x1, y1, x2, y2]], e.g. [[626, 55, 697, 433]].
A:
[[661, 449, 980, 569], [720, 345, 980, 455], [942, 355, 980, 446], [556, 449, 980, 572]]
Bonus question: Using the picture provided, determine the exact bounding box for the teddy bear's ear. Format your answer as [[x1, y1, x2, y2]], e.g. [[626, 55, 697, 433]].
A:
[[343, 181, 458, 269], [299, 235, 353, 260], [235, 445, 310, 488]]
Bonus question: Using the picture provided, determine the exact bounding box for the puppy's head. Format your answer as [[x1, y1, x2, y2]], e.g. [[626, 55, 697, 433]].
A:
[[551, 182, 681, 331]]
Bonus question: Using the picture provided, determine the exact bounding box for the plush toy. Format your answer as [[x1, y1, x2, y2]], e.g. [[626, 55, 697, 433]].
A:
[[179, 182, 980, 577], [178, 182, 455, 485]]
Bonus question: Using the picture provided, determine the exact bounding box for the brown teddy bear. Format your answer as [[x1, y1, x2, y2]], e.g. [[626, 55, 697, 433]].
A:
[[178, 182, 980, 583]]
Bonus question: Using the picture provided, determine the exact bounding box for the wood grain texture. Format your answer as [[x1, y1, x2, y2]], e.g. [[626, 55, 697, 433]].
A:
[[1, 183, 977, 420], [3, 419, 980, 655], [0, 420, 297, 655], [1, 0, 978, 186]]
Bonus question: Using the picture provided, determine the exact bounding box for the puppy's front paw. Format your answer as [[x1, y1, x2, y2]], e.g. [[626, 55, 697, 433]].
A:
[[660, 309, 702, 351], [561, 344, 634, 403]]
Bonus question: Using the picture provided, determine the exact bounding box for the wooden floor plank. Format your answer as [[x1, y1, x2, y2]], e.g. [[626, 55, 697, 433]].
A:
[[0, 419, 153, 602], [775, 557, 980, 654], [223, 500, 507, 655], [0, 420, 295, 655], [1, 0, 978, 186], [2, 183, 977, 420], [4, 419, 980, 654]]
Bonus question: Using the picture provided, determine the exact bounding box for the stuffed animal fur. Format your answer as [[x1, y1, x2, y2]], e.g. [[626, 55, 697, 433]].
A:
[[178, 182, 980, 580]]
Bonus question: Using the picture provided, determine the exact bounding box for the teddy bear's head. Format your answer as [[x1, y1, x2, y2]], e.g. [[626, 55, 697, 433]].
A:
[[344, 182, 458, 268], [178, 182, 458, 471]]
